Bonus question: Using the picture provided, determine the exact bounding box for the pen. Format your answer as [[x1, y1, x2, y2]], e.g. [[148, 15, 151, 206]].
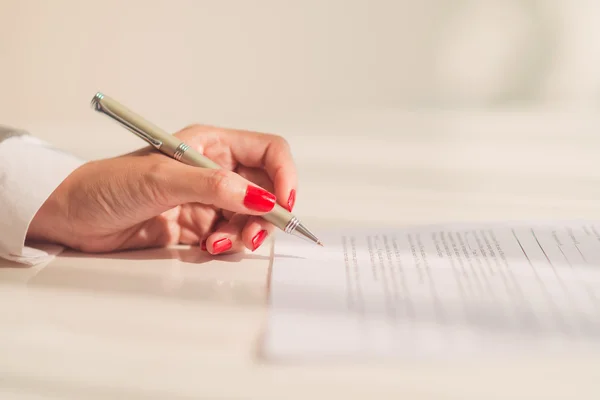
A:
[[90, 92, 323, 246]]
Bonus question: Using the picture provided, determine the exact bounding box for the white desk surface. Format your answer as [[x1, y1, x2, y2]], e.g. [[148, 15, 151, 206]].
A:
[[2, 109, 600, 399]]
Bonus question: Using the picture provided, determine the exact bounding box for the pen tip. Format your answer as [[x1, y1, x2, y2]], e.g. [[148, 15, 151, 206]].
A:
[[317, 241, 324, 247]]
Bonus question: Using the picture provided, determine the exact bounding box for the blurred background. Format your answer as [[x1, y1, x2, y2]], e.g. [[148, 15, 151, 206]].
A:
[[2, 0, 600, 223], [3, 0, 600, 126]]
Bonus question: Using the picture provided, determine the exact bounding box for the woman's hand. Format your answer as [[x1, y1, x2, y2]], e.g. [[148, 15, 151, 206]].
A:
[[27, 124, 297, 255]]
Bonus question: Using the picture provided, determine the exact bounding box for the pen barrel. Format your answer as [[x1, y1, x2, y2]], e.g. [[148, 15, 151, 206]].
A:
[[178, 148, 227, 171], [93, 93, 168, 150]]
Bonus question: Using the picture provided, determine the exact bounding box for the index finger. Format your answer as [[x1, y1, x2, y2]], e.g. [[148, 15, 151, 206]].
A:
[[223, 129, 298, 212]]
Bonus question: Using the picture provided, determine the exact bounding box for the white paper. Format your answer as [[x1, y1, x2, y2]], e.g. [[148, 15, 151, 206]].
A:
[[263, 221, 600, 360]]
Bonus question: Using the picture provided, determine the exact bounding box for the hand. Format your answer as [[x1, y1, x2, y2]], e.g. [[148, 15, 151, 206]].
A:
[[27, 124, 297, 255]]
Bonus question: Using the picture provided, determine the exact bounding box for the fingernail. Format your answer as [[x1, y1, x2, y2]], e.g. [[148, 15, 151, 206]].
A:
[[287, 189, 296, 211], [244, 186, 276, 212], [251, 230, 268, 251], [212, 238, 232, 254], [200, 240, 207, 251]]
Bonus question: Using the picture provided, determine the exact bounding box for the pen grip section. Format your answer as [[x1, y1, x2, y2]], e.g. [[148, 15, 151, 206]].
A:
[[262, 205, 292, 230], [179, 148, 221, 169]]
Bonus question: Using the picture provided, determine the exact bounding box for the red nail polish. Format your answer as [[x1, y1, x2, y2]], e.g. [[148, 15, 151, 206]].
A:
[[287, 189, 296, 211], [244, 186, 276, 212], [200, 240, 207, 251], [212, 238, 232, 254], [251, 230, 268, 251]]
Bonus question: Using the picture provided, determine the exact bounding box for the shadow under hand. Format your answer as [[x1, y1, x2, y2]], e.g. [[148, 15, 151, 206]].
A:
[[58, 246, 271, 263], [19, 245, 305, 309]]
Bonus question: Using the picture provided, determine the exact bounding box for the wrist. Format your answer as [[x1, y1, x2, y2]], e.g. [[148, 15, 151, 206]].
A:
[[26, 165, 79, 249]]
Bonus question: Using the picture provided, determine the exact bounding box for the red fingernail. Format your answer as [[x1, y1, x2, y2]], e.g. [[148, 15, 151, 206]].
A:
[[200, 240, 207, 251], [287, 189, 296, 211], [244, 186, 276, 212], [212, 238, 232, 254], [251, 230, 268, 251]]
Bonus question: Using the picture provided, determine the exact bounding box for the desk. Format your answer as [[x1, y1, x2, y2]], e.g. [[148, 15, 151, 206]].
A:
[[2, 109, 600, 399]]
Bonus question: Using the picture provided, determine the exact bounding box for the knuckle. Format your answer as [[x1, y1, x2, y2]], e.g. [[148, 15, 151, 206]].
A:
[[182, 123, 203, 132], [144, 162, 173, 206], [179, 123, 209, 137], [145, 161, 169, 187], [208, 169, 232, 199], [175, 124, 213, 147], [270, 134, 290, 151]]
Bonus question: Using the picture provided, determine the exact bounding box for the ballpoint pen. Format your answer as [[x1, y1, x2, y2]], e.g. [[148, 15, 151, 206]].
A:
[[90, 92, 323, 246]]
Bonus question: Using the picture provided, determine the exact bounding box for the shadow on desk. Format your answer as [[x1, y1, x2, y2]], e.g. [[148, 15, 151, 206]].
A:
[[59, 245, 270, 263], [1, 246, 286, 308]]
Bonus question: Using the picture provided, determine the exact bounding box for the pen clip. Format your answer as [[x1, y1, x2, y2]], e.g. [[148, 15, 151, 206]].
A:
[[92, 94, 163, 149], [115, 118, 163, 149]]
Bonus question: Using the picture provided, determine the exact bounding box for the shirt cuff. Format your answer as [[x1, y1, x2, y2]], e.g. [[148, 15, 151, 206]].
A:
[[0, 132, 85, 265]]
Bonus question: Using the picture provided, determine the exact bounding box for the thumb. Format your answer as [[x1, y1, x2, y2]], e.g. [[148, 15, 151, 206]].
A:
[[152, 162, 277, 215]]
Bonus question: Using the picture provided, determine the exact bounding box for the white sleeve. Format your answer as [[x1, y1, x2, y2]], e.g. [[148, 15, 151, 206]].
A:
[[0, 125, 85, 265]]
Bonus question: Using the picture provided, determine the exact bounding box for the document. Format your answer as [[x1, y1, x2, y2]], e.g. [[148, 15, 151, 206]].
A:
[[262, 221, 600, 360]]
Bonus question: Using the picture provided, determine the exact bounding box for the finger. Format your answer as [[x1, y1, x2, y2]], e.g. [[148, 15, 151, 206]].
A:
[[178, 226, 202, 245], [176, 203, 220, 245], [152, 162, 277, 216], [236, 166, 274, 193], [217, 129, 297, 211], [241, 215, 275, 252], [221, 210, 235, 221], [228, 167, 275, 251], [203, 213, 249, 255], [115, 212, 181, 250], [200, 218, 228, 251]]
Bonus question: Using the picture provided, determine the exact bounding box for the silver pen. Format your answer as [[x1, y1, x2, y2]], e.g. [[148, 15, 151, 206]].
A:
[[90, 92, 323, 246]]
